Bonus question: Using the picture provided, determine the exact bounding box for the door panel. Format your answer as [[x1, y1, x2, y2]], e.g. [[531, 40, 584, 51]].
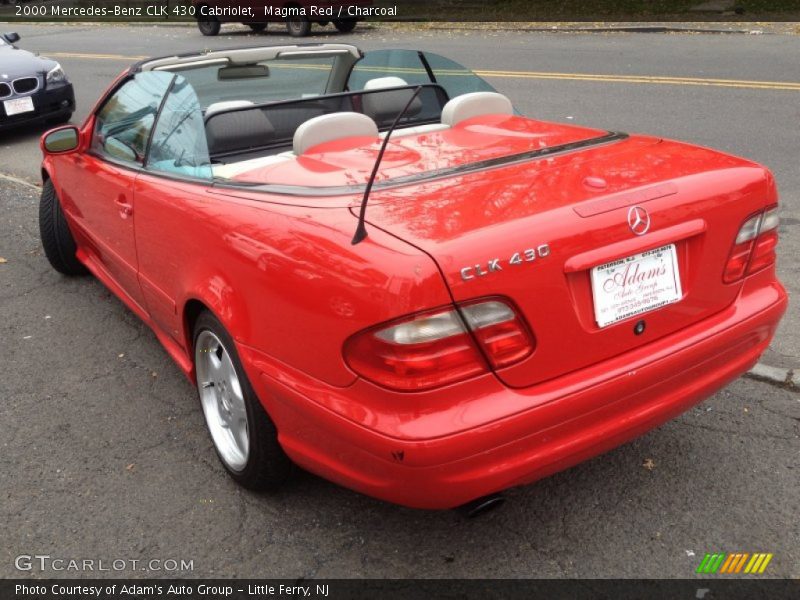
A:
[[59, 71, 174, 310], [134, 76, 213, 344], [58, 153, 146, 309]]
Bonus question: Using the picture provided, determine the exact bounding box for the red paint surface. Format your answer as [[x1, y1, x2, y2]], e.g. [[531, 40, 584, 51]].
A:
[[42, 89, 787, 508]]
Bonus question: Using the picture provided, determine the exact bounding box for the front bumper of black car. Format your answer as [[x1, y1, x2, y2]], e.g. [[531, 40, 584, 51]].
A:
[[0, 81, 75, 131]]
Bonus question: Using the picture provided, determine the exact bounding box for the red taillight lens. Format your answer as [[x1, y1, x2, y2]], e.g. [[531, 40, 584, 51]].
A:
[[461, 301, 534, 368], [344, 299, 534, 391], [723, 207, 779, 283], [747, 208, 779, 275]]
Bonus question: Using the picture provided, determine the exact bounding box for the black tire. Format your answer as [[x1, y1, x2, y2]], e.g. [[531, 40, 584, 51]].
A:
[[196, 8, 221, 36], [286, 16, 311, 37], [247, 23, 267, 33], [193, 311, 292, 490], [38, 179, 87, 276], [333, 19, 357, 33]]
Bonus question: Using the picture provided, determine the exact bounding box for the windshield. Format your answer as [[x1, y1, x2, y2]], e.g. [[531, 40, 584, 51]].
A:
[[128, 48, 545, 192], [161, 54, 339, 110]]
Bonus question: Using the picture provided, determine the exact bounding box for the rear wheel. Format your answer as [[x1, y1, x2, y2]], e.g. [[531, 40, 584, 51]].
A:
[[286, 16, 311, 37], [38, 180, 87, 276], [193, 311, 291, 490], [333, 19, 357, 33], [247, 23, 267, 33], [196, 7, 221, 36]]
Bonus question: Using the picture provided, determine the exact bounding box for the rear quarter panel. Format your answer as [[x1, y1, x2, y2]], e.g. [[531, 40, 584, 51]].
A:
[[131, 174, 451, 387]]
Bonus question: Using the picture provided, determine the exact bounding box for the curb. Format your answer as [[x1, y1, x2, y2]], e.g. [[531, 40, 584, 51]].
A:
[[745, 363, 798, 389], [427, 25, 765, 35], [0, 172, 39, 190]]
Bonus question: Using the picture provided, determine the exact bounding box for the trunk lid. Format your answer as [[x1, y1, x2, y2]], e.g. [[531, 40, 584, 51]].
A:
[[359, 132, 773, 387]]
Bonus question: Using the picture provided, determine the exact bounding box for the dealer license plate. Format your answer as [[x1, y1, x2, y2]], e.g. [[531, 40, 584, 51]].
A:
[[590, 244, 682, 328], [4, 96, 34, 116]]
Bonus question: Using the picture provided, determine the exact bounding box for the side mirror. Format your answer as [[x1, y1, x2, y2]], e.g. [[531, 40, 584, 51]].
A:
[[3, 32, 20, 45], [42, 126, 80, 154]]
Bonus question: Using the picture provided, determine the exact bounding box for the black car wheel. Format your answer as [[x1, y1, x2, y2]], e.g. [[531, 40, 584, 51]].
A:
[[39, 180, 87, 276], [286, 17, 311, 37], [197, 7, 221, 36], [333, 19, 357, 33]]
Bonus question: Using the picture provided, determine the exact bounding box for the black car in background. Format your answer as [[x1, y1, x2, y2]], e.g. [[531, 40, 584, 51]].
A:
[[191, 1, 371, 37], [0, 32, 74, 131]]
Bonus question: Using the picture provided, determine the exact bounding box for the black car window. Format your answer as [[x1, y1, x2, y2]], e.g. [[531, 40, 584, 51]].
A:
[[91, 72, 174, 166]]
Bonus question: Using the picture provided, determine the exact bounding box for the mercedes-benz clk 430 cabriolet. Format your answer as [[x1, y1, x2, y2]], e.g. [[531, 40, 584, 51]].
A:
[[38, 44, 786, 510]]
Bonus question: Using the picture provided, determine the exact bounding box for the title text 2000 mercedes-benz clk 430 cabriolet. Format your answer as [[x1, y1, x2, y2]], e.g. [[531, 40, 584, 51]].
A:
[[38, 44, 786, 509]]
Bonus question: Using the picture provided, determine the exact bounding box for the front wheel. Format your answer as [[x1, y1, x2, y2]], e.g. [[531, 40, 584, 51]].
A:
[[38, 180, 87, 276], [333, 19, 357, 33], [286, 16, 311, 37], [193, 311, 291, 490]]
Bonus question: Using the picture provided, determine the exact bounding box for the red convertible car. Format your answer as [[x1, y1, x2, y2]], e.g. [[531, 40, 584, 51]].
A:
[[38, 43, 786, 510]]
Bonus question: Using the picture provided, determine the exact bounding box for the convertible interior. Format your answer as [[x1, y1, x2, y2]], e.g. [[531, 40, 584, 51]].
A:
[[136, 43, 512, 182]]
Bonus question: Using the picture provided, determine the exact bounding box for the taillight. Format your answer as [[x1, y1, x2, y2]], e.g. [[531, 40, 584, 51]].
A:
[[747, 207, 779, 274], [723, 207, 779, 283], [344, 299, 535, 391]]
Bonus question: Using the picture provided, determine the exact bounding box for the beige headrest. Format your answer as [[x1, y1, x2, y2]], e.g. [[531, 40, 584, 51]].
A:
[[205, 100, 254, 116], [293, 112, 378, 155], [364, 76, 409, 90], [441, 92, 513, 127], [362, 77, 423, 126]]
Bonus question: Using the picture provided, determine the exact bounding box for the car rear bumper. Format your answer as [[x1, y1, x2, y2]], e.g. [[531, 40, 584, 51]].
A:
[[244, 274, 787, 509], [0, 83, 74, 130]]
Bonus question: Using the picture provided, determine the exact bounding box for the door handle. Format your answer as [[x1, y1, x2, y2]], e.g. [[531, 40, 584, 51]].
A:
[[114, 195, 133, 218]]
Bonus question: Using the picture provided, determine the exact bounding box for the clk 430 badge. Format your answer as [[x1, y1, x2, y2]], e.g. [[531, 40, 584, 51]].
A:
[[460, 245, 551, 281]]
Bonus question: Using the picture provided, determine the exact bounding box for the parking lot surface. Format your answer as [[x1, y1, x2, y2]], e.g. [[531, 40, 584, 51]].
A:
[[0, 23, 798, 579]]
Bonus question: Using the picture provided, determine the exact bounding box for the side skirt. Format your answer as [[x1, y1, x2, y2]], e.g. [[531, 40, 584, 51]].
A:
[[76, 247, 195, 382]]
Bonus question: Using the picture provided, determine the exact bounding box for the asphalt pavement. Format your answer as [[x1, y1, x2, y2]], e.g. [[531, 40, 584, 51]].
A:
[[0, 23, 798, 579]]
